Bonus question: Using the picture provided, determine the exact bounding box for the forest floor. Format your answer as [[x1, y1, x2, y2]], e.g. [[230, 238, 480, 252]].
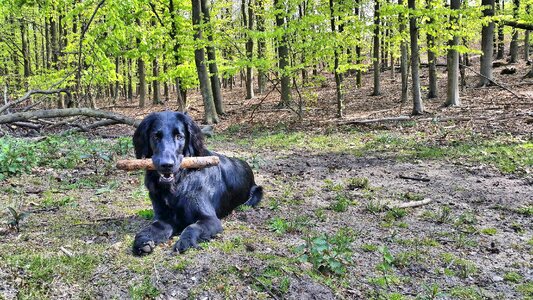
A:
[[0, 60, 532, 299]]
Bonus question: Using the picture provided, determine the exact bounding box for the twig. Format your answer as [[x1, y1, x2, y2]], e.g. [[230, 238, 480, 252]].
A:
[[387, 198, 433, 209], [249, 80, 280, 122], [460, 63, 524, 99], [60, 247, 74, 257], [399, 174, 430, 182], [0, 89, 70, 114]]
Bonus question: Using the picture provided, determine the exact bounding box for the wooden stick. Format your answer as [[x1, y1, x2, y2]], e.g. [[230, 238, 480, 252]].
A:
[[116, 156, 220, 171], [387, 198, 433, 209]]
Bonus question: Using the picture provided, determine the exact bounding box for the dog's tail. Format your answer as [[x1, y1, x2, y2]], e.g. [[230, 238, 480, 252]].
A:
[[244, 185, 263, 207]]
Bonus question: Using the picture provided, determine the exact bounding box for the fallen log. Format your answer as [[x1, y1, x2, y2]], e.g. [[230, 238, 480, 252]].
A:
[[116, 156, 220, 171], [0, 108, 140, 126]]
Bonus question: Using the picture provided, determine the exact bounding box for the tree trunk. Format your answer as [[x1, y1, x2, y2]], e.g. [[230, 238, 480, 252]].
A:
[[274, 0, 291, 107], [192, 0, 218, 124], [200, 0, 224, 114], [399, 0, 408, 103], [243, 0, 255, 99], [257, 0, 266, 94], [169, 0, 186, 110], [426, 0, 437, 99], [409, 0, 423, 115], [152, 57, 161, 104], [526, 5, 531, 61], [372, 0, 381, 96], [496, 0, 504, 59], [479, 0, 495, 87], [128, 58, 133, 102], [330, 0, 343, 118], [44, 17, 50, 69], [509, 0, 520, 63], [20, 20, 31, 78], [114, 56, 120, 102], [163, 63, 169, 102], [355, 0, 362, 88], [446, 0, 461, 107], [136, 18, 146, 108]]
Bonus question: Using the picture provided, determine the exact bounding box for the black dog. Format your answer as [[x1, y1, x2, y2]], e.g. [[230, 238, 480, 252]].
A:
[[132, 111, 262, 255]]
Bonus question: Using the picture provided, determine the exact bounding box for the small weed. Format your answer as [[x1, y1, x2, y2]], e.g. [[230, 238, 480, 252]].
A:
[[314, 208, 327, 222], [268, 217, 294, 235], [174, 259, 191, 272], [295, 229, 354, 276], [5, 206, 29, 232], [42, 193, 75, 208], [385, 208, 407, 222], [323, 179, 344, 192], [136, 209, 154, 220], [365, 199, 385, 214], [449, 286, 483, 300], [503, 271, 522, 283], [440, 253, 478, 279], [129, 278, 160, 300], [403, 192, 424, 201], [510, 222, 524, 233], [346, 177, 369, 190], [330, 193, 355, 212], [516, 206, 533, 216], [517, 282, 533, 297], [361, 244, 378, 252], [480, 228, 497, 236], [456, 212, 477, 226]]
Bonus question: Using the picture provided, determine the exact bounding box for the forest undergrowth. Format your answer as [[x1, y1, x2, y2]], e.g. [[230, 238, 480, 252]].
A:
[[0, 62, 532, 299]]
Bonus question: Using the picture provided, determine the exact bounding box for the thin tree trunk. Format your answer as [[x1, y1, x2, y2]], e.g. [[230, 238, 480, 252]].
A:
[[257, 0, 266, 94], [509, 0, 519, 63], [330, 0, 343, 118], [479, 0, 495, 87], [274, 0, 291, 107], [409, 0, 423, 115], [128, 58, 133, 102], [136, 18, 146, 107], [399, 0, 408, 103], [20, 20, 31, 78], [426, 0, 437, 99], [200, 0, 224, 114], [446, 0, 461, 106], [169, 0, 186, 110], [372, 0, 381, 96], [355, 0, 362, 87], [114, 56, 120, 102], [152, 57, 161, 104], [192, 0, 218, 124], [496, 0, 504, 59], [244, 0, 254, 99]]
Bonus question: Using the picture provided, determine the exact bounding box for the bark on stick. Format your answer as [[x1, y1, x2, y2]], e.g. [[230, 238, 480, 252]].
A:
[[116, 156, 220, 171]]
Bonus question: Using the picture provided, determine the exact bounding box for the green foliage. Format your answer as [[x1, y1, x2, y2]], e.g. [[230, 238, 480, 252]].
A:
[[503, 271, 523, 283], [129, 278, 160, 300], [296, 229, 354, 276], [136, 209, 154, 220], [5, 206, 29, 231], [0, 135, 132, 181]]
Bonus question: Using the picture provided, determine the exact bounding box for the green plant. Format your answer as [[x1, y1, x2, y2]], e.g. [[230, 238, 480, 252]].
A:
[[516, 206, 533, 216], [268, 217, 294, 235], [330, 193, 353, 212], [6, 207, 29, 232], [480, 228, 497, 236], [296, 230, 353, 276], [503, 271, 522, 283], [129, 278, 160, 300], [517, 282, 533, 297], [346, 177, 369, 190], [136, 209, 154, 220]]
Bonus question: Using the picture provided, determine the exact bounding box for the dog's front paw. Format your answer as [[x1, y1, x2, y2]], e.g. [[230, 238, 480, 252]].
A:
[[173, 237, 198, 253], [133, 238, 155, 255]]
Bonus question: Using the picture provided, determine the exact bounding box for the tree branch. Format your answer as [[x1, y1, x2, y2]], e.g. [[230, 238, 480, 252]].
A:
[[0, 89, 70, 114]]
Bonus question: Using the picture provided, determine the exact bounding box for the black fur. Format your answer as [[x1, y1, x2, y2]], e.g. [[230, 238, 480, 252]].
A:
[[132, 111, 263, 255]]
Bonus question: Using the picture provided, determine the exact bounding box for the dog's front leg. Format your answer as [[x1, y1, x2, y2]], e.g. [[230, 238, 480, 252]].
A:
[[173, 217, 222, 253], [133, 220, 174, 255]]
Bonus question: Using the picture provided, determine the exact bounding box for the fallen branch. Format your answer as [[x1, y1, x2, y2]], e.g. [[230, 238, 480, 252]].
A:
[[503, 20, 533, 30], [338, 115, 488, 125], [387, 198, 433, 209], [460, 63, 524, 99], [0, 108, 140, 126], [116, 156, 220, 171], [399, 174, 430, 182], [0, 89, 70, 114]]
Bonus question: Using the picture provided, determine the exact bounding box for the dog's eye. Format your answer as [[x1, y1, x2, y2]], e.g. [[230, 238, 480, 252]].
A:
[[175, 134, 184, 140], [154, 132, 162, 140]]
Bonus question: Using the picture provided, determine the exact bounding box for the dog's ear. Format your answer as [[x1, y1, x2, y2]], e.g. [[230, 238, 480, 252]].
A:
[[178, 113, 205, 157], [133, 114, 156, 159]]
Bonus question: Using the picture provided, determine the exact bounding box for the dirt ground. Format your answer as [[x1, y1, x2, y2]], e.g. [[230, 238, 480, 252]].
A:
[[0, 59, 532, 299]]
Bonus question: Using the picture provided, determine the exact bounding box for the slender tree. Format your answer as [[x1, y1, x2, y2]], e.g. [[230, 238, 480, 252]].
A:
[[372, 0, 381, 96], [192, 0, 218, 124], [426, 0, 438, 99], [408, 0, 423, 114], [329, 0, 343, 117], [446, 0, 461, 107], [399, 0, 408, 103], [479, 0, 495, 87], [274, 0, 291, 107], [509, 0, 520, 63]]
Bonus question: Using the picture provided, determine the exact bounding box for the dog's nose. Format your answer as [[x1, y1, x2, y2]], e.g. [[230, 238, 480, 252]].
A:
[[160, 160, 174, 171]]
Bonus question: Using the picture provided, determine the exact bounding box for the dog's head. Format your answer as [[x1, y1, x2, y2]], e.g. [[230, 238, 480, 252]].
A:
[[133, 111, 205, 184]]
